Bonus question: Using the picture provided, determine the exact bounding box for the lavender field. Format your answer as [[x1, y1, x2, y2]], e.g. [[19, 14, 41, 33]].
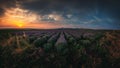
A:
[[0, 29, 120, 68]]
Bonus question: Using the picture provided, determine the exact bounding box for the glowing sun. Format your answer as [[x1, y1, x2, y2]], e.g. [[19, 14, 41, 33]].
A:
[[17, 23, 23, 28]]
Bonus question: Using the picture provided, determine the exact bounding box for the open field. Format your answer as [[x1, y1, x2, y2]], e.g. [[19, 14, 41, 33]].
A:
[[0, 29, 120, 68]]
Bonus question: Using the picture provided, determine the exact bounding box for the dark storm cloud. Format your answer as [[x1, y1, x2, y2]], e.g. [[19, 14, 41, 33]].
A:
[[0, 0, 120, 29], [21, 0, 120, 20], [21, 0, 97, 14], [98, 0, 120, 19], [0, 0, 17, 16], [0, 0, 16, 8], [0, 8, 4, 16], [0, 0, 120, 18]]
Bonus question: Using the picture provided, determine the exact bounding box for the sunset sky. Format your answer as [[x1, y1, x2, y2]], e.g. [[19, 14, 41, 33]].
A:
[[0, 0, 120, 29]]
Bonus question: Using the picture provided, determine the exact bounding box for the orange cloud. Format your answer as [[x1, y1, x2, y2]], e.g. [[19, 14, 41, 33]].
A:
[[0, 6, 77, 29], [0, 6, 40, 28]]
